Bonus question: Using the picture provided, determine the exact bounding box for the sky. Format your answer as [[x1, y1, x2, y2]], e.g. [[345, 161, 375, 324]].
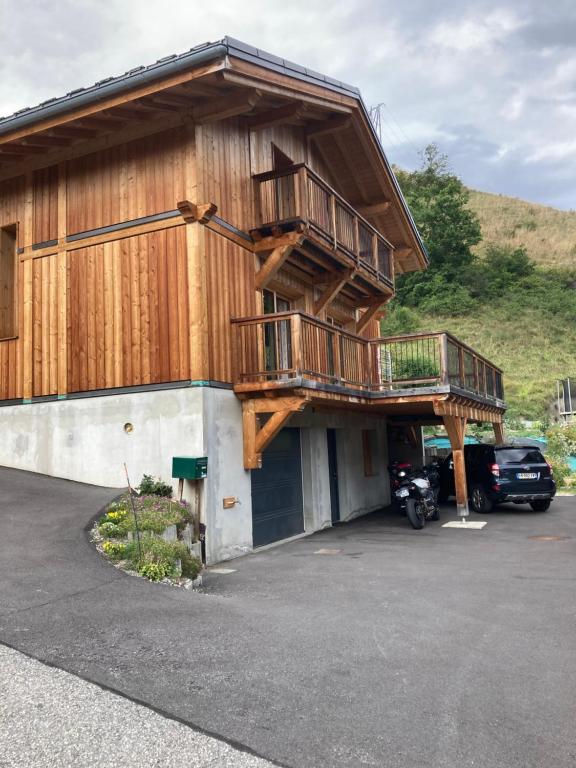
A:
[[1, 0, 576, 210]]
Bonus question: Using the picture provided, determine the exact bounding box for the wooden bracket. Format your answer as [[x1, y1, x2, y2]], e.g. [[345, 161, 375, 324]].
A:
[[356, 300, 384, 334], [313, 269, 354, 315], [242, 396, 309, 469], [255, 235, 305, 290], [177, 200, 218, 224]]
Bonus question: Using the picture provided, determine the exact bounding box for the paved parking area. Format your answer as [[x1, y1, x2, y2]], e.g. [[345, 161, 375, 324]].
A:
[[0, 466, 575, 767]]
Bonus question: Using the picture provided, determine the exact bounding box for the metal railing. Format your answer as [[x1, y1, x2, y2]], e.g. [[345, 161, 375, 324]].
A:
[[232, 312, 504, 402], [253, 164, 394, 286]]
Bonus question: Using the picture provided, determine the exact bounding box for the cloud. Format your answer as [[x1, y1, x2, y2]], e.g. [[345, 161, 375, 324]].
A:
[[0, 0, 575, 210]]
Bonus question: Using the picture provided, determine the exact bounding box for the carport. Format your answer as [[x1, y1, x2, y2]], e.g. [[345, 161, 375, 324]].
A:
[[382, 391, 506, 518]]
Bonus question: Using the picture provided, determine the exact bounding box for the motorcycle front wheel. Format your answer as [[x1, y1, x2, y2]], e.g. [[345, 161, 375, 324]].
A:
[[406, 498, 425, 529]]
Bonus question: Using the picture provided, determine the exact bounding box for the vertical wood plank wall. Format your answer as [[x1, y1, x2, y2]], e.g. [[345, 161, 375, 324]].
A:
[[0, 125, 199, 400], [0, 116, 388, 401]]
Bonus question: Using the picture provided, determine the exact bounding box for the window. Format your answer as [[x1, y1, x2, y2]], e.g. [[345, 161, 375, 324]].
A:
[[263, 289, 292, 375], [362, 429, 379, 477], [0, 225, 17, 339]]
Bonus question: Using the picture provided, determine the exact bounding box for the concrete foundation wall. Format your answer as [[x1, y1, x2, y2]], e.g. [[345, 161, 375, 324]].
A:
[[0, 387, 204, 488], [201, 388, 253, 564], [0, 387, 393, 564]]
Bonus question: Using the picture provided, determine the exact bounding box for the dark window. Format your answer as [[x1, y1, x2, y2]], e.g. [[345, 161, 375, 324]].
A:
[[0, 224, 17, 339], [495, 448, 546, 464]]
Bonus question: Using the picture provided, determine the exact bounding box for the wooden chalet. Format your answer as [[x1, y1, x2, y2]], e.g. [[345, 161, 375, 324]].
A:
[[0, 38, 505, 561]]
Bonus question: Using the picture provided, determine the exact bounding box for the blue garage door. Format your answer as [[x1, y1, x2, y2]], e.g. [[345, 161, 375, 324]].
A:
[[251, 428, 304, 547]]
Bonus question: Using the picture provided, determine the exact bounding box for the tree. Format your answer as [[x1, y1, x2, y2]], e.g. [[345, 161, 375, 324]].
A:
[[395, 145, 481, 279]]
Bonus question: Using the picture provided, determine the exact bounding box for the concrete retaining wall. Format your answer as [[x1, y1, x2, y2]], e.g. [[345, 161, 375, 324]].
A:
[[0, 387, 392, 564]]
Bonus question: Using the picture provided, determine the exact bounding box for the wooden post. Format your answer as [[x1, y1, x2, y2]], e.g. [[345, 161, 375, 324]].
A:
[[443, 415, 469, 519], [493, 420, 505, 445], [291, 313, 302, 376], [440, 334, 449, 386], [186, 221, 209, 380]]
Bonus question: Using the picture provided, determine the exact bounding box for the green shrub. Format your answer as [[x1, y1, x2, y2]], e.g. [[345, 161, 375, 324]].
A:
[[124, 537, 201, 583], [394, 357, 439, 381], [137, 474, 173, 497], [547, 455, 572, 488], [98, 495, 191, 537], [102, 540, 128, 560]]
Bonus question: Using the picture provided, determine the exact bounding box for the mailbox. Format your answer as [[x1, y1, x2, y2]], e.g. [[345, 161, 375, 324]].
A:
[[172, 456, 208, 480]]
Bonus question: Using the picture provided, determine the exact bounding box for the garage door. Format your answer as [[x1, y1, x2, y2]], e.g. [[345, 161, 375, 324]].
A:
[[251, 428, 304, 547]]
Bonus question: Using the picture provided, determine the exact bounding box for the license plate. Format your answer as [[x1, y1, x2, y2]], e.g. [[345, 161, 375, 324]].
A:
[[396, 488, 410, 498], [517, 472, 538, 480]]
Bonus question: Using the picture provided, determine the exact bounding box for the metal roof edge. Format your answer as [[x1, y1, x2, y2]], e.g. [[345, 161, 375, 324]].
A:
[[0, 36, 361, 138], [0, 41, 229, 137]]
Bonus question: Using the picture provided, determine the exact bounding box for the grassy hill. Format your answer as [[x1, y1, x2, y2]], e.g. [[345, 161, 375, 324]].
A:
[[467, 189, 576, 268], [388, 189, 576, 423]]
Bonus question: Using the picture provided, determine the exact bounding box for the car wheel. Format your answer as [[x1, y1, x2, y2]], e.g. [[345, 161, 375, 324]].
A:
[[470, 485, 493, 514], [530, 500, 551, 512]]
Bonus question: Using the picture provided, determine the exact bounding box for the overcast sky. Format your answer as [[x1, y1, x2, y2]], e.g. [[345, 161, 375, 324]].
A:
[[1, 0, 575, 210]]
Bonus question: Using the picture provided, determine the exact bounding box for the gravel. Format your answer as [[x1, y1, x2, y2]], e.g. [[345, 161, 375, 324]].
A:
[[0, 644, 276, 768]]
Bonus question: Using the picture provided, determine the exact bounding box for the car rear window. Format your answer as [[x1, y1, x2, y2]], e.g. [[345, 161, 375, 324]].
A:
[[495, 448, 546, 464]]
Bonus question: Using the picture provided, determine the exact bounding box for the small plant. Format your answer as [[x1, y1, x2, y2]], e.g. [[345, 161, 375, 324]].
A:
[[137, 474, 173, 498], [98, 520, 124, 538], [137, 561, 176, 582], [102, 540, 128, 560]]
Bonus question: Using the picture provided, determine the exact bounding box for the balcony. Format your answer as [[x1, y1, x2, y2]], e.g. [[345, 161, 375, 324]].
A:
[[252, 164, 394, 292], [232, 311, 504, 404]]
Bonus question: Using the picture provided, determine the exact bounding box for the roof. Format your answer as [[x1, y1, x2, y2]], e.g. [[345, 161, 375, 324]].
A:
[[0, 36, 428, 269], [0, 37, 359, 136]]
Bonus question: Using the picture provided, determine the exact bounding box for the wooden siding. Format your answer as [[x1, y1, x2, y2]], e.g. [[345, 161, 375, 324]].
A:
[[67, 127, 191, 234], [33, 166, 58, 244], [204, 228, 257, 382], [0, 112, 386, 401], [67, 227, 189, 393]]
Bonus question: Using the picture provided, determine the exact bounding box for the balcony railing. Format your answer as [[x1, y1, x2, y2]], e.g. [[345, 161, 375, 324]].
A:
[[252, 164, 394, 287], [232, 312, 504, 402]]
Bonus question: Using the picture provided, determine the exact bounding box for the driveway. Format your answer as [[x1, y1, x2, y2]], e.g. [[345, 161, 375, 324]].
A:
[[1, 466, 575, 768]]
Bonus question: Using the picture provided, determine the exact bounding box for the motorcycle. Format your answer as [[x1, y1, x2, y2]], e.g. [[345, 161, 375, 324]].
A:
[[390, 461, 440, 530]]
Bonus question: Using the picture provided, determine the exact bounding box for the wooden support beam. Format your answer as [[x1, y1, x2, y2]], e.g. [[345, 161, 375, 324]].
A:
[[358, 201, 390, 217], [193, 89, 262, 123], [442, 415, 469, 518], [253, 396, 310, 413], [313, 269, 353, 315], [241, 397, 308, 469], [252, 229, 304, 253], [177, 200, 218, 224], [255, 243, 299, 291], [306, 115, 351, 138], [394, 247, 413, 260], [246, 101, 306, 130], [356, 301, 383, 334], [493, 420, 505, 444]]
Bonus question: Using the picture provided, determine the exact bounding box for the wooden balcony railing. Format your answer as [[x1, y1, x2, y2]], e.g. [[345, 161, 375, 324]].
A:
[[232, 312, 505, 402], [252, 164, 394, 287]]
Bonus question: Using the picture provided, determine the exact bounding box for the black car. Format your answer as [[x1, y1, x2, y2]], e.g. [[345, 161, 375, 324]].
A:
[[439, 443, 556, 513]]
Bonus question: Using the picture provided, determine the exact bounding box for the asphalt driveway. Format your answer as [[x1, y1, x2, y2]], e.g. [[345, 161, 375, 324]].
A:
[[1, 466, 575, 767]]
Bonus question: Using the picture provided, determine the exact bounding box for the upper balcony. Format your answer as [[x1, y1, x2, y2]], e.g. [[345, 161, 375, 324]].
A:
[[232, 311, 505, 410], [251, 165, 395, 299]]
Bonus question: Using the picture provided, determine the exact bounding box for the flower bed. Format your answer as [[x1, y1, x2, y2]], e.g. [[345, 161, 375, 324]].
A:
[[93, 494, 202, 585]]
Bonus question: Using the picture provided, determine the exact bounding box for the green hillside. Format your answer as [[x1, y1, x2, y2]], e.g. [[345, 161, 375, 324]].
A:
[[389, 155, 576, 423], [467, 189, 576, 268]]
